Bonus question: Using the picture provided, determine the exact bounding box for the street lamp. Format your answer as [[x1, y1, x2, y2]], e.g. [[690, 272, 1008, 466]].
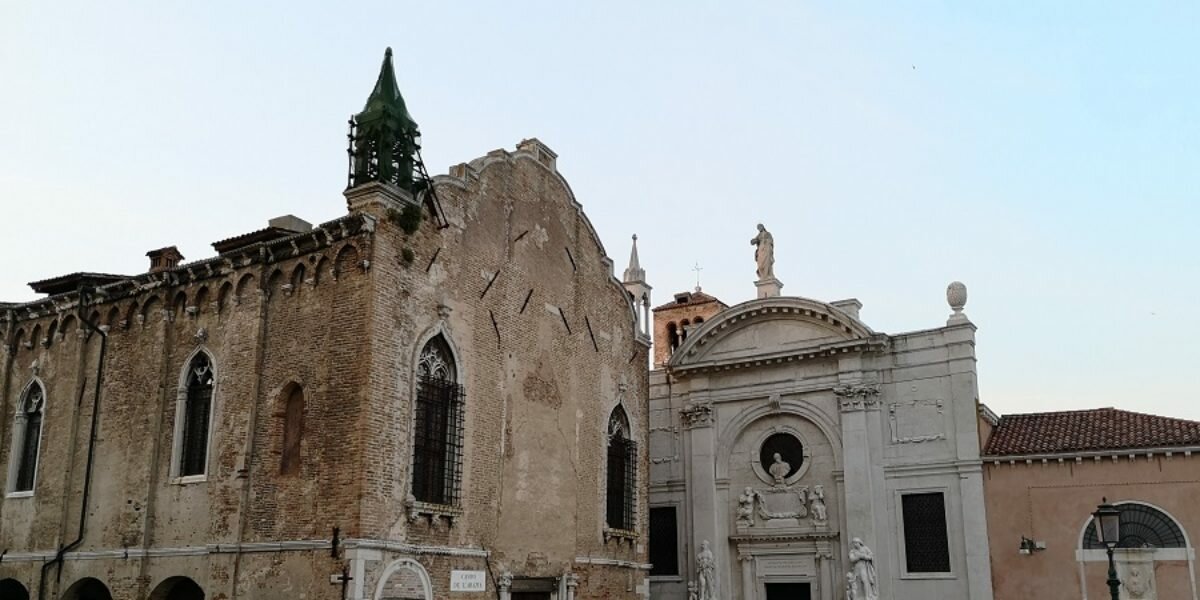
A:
[[1093, 498, 1122, 600]]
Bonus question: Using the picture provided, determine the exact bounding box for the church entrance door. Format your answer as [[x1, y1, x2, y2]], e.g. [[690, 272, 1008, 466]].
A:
[[511, 594, 551, 600], [764, 582, 811, 600]]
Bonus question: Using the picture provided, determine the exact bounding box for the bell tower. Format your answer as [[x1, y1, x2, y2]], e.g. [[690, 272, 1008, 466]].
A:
[[621, 235, 652, 341], [344, 48, 447, 226]]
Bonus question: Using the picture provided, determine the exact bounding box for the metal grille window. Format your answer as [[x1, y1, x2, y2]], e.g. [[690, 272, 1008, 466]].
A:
[[411, 335, 464, 506], [606, 406, 636, 531], [649, 507, 679, 576], [1083, 503, 1187, 549], [901, 492, 951, 573], [14, 383, 46, 492], [180, 354, 214, 477]]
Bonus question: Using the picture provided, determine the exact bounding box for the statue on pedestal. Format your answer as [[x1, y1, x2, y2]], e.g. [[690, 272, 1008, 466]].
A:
[[848, 538, 879, 600], [810, 485, 827, 523], [737, 487, 756, 527], [697, 540, 717, 600], [751, 224, 775, 280]]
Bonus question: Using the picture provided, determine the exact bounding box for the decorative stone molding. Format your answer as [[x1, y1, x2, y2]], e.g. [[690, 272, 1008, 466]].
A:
[[888, 399, 946, 444], [835, 384, 881, 412], [406, 495, 461, 526], [604, 527, 639, 543], [681, 402, 714, 429]]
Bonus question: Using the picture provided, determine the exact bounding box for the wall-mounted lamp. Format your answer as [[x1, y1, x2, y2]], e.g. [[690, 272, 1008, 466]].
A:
[[1018, 536, 1046, 554]]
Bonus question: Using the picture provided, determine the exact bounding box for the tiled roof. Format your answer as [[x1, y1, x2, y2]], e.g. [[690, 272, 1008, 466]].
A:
[[652, 290, 726, 311], [984, 407, 1200, 456]]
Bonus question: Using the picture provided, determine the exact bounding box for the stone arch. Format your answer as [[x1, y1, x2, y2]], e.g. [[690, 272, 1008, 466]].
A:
[[334, 244, 360, 278], [374, 558, 433, 600], [234, 274, 256, 303], [1078, 500, 1191, 550], [124, 299, 140, 327], [30, 324, 42, 349], [104, 306, 121, 330], [141, 295, 162, 323], [290, 262, 307, 290], [193, 286, 210, 313], [216, 281, 233, 313], [148, 576, 204, 600], [267, 268, 284, 296], [171, 290, 189, 318], [13, 327, 26, 350], [669, 296, 875, 368], [44, 319, 58, 347], [314, 255, 330, 285], [0, 578, 29, 600], [60, 314, 78, 340], [716, 400, 843, 480], [61, 577, 113, 600]]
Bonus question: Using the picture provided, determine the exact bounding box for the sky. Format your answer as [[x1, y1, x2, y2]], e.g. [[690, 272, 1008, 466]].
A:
[[1, 2, 1197, 419]]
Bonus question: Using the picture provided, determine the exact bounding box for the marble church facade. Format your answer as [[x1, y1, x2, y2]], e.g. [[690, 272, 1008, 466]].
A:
[[643, 251, 994, 600]]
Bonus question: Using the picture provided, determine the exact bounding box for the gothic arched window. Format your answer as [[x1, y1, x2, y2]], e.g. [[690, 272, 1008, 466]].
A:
[[606, 405, 636, 531], [175, 352, 215, 478], [280, 384, 305, 476], [1083, 503, 1188, 549], [9, 382, 46, 493], [411, 334, 464, 506]]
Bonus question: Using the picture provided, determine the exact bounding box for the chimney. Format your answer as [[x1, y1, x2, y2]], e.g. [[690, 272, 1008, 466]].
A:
[[147, 246, 185, 273]]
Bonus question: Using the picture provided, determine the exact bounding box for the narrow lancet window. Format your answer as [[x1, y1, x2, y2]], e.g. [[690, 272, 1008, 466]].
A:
[[179, 353, 214, 477], [411, 335, 464, 505], [12, 382, 46, 493], [280, 385, 305, 475], [606, 405, 636, 531]]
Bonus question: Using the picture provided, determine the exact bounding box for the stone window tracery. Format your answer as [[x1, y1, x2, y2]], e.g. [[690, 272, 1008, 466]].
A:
[[606, 405, 636, 531], [411, 334, 464, 506], [1083, 503, 1187, 549], [175, 352, 215, 478], [9, 382, 45, 494]]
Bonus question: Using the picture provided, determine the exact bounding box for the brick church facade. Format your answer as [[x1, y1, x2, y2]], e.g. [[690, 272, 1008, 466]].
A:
[[0, 50, 650, 600]]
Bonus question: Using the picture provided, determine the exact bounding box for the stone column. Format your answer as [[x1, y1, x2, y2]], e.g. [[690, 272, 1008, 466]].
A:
[[682, 399, 720, 595], [817, 552, 834, 600], [739, 551, 755, 600], [498, 572, 512, 600], [565, 572, 579, 600], [835, 381, 883, 580]]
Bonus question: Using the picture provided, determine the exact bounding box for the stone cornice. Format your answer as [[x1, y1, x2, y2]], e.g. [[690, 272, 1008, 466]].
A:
[[729, 530, 840, 543], [670, 337, 888, 376], [2, 213, 375, 322], [985, 446, 1200, 464], [0, 537, 491, 563]]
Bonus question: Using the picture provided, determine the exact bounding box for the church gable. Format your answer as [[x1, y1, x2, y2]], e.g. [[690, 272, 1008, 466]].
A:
[[668, 297, 875, 369]]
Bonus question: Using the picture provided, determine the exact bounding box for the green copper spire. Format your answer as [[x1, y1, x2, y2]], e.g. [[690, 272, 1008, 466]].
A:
[[348, 47, 423, 193]]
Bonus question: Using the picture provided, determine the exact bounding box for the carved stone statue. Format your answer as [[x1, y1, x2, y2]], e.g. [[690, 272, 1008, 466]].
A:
[[848, 538, 879, 600], [750, 223, 775, 280], [736, 487, 755, 527], [697, 540, 717, 600], [687, 581, 698, 600], [768, 452, 791, 485], [810, 485, 827, 523]]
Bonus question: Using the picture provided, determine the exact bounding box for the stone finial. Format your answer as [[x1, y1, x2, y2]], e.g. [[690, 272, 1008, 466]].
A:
[[946, 281, 969, 325], [623, 234, 646, 283]]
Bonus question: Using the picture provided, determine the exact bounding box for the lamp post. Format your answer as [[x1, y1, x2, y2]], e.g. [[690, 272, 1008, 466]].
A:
[[1093, 498, 1122, 600]]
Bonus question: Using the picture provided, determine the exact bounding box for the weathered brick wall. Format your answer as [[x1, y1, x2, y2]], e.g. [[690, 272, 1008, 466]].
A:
[[352, 141, 649, 598]]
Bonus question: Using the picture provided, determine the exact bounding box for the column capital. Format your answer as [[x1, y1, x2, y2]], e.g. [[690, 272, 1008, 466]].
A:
[[681, 401, 714, 429]]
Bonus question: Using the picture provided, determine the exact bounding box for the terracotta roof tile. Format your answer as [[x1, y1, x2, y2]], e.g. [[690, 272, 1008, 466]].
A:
[[984, 408, 1200, 456]]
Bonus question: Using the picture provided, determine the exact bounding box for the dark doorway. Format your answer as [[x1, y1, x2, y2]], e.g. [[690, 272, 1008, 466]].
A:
[[765, 582, 811, 600], [0, 579, 30, 600], [511, 594, 551, 600], [62, 578, 113, 600]]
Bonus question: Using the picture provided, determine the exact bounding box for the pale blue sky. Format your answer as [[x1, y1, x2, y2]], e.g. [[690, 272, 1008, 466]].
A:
[[2, 2, 1197, 419]]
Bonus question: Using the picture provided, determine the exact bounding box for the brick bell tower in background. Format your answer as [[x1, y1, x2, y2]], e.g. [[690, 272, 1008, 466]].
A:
[[650, 286, 728, 368]]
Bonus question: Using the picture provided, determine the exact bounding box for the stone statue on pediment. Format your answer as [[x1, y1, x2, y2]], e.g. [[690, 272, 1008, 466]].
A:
[[751, 223, 775, 280], [737, 487, 756, 527], [848, 538, 879, 600]]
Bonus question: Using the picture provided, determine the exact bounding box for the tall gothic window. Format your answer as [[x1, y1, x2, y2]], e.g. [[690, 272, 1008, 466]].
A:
[[411, 335, 464, 505], [280, 384, 305, 476], [10, 382, 46, 493], [178, 353, 214, 477], [606, 405, 636, 531]]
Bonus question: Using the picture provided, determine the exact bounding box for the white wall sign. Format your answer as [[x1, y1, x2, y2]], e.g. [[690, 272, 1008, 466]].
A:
[[450, 570, 487, 592]]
